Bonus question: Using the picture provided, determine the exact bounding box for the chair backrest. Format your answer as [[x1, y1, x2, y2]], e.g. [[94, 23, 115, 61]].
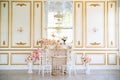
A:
[[67, 50, 75, 66], [41, 49, 52, 65]]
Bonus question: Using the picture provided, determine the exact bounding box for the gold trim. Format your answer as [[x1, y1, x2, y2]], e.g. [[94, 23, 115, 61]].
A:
[[3, 41, 6, 45], [75, 53, 83, 65], [16, 41, 26, 45], [17, 26, 23, 32], [3, 3, 6, 8], [11, 1, 31, 48], [74, 1, 83, 48], [77, 41, 80, 45], [85, 53, 106, 65], [0, 1, 9, 48], [85, 1, 105, 48], [119, 58, 120, 65], [33, 1, 42, 48], [105, 1, 107, 48], [107, 53, 117, 65], [110, 41, 113, 46], [107, 1, 117, 48], [78, 3, 80, 8], [92, 27, 97, 32], [110, 3, 113, 8], [90, 3, 100, 7], [37, 3, 39, 8], [11, 52, 31, 65], [16, 3, 27, 7], [0, 53, 9, 65], [90, 42, 101, 45]]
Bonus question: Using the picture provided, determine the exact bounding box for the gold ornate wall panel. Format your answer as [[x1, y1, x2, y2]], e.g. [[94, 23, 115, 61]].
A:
[[107, 53, 117, 65], [10, 52, 31, 65], [0, 1, 9, 48], [75, 52, 83, 65], [0, 53, 9, 65], [11, 1, 31, 48], [74, 2, 83, 48], [107, 1, 117, 48], [85, 2, 105, 48], [85, 52, 106, 65], [33, 1, 42, 48]]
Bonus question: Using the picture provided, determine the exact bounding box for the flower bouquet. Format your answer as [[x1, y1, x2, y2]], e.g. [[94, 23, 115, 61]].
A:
[[81, 56, 91, 74], [25, 49, 42, 74], [32, 49, 42, 62], [25, 55, 34, 74], [81, 56, 91, 65], [39, 39, 59, 49]]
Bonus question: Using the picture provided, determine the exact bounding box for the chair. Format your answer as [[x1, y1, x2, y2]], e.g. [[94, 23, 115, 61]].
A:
[[62, 50, 76, 76], [38, 49, 52, 77]]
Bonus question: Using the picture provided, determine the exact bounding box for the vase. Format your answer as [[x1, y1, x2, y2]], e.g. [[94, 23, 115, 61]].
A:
[[62, 40, 66, 45], [28, 62, 33, 74], [85, 63, 90, 74]]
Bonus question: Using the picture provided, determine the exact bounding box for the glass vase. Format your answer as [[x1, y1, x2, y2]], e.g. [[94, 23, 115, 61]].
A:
[[28, 62, 33, 74], [85, 63, 90, 74]]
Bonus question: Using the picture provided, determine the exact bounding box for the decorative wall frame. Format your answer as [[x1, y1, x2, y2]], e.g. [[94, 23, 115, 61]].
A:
[[107, 53, 117, 65], [0, 1, 9, 48], [74, 1, 83, 48], [11, 1, 31, 48], [85, 1, 105, 48], [107, 1, 117, 48], [10, 52, 31, 65], [85, 52, 106, 65], [0, 53, 9, 65], [33, 1, 42, 48], [75, 52, 83, 65]]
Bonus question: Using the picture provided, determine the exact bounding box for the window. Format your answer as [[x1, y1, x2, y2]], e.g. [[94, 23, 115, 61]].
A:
[[45, 1, 73, 44]]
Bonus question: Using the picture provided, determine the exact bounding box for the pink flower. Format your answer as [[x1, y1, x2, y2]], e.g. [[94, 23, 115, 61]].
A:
[[33, 49, 42, 62], [82, 56, 91, 64]]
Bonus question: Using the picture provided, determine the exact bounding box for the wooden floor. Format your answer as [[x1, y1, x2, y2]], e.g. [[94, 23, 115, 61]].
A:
[[0, 70, 120, 80]]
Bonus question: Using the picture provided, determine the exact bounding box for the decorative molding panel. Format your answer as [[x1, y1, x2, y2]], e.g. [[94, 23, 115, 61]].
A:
[[74, 2, 83, 48], [85, 2, 105, 48], [0, 53, 9, 65], [11, 1, 31, 48], [107, 1, 117, 48], [0, 1, 9, 48], [75, 52, 83, 65], [85, 53, 106, 65], [33, 1, 42, 48], [10, 52, 31, 65], [119, 58, 120, 65], [107, 53, 117, 65]]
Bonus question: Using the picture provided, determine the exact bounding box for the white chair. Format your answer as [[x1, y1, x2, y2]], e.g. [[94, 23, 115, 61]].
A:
[[62, 61, 76, 76], [62, 50, 77, 76], [38, 49, 52, 77]]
